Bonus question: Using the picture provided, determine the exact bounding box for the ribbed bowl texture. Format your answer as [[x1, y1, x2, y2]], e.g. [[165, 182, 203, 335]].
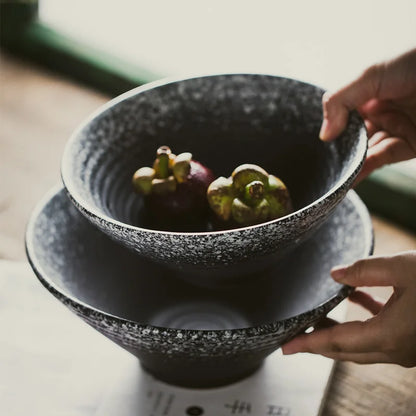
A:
[[61, 74, 367, 282], [26, 188, 373, 387]]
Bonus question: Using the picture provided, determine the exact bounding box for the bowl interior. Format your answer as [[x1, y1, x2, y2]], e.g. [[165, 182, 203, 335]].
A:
[[62, 74, 366, 230], [26, 188, 372, 330]]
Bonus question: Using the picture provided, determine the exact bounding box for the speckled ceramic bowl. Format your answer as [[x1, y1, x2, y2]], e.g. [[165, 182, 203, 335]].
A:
[[26, 187, 373, 388], [61, 74, 367, 282]]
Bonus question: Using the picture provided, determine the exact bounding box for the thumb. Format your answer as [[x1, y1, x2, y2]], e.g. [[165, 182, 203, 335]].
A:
[[320, 64, 384, 141], [331, 255, 407, 288]]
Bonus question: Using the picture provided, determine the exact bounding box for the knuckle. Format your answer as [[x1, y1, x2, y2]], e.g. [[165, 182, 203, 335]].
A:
[[360, 63, 384, 98], [362, 63, 383, 83], [328, 340, 343, 353], [351, 259, 366, 283], [322, 91, 333, 106], [361, 64, 381, 80], [380, 325, 407, 357], [322, 91, 336, 116], [326, 327, 344, 353], [381, 337, 397, 355]]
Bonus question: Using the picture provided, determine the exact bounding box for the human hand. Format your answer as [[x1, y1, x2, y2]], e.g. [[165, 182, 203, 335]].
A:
[[320, 48, 416, 182], [281, 251, 416, 367]]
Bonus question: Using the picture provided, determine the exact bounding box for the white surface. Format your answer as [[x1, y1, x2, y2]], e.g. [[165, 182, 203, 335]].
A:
[[0, 261, 123, 416], [96, 349, 335, 416], [0, 260, 346, 416], [40, 0, 416, 90]]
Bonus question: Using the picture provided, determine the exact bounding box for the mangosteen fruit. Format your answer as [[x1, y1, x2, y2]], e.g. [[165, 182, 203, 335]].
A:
[[132, 146, 215, 231], [207, 163, 293, 228]]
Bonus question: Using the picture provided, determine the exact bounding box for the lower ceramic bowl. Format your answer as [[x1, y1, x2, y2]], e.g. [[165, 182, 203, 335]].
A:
[[26, 187, 373, 388]]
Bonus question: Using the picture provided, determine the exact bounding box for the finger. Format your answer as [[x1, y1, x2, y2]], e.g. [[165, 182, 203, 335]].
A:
[[364, 119, 380, 138], [359, 137, 415, 179], [314, 351, 393, 364], [320, 64, 384, 141], [348, 290, 384, 315], [313, 317, 339, 330], [281, 320, 381, 355], [353, 131, 391, 183], [331, 255, 408, 288], [365, 110, 416, 153], [368, 130, 390, 148]]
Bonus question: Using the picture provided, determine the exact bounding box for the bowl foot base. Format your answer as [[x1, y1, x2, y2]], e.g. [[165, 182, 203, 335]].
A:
[[140, 360, 263, 389]]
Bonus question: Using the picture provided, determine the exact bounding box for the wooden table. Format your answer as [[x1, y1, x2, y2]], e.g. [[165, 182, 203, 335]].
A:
[[1, 52, 415, 415]]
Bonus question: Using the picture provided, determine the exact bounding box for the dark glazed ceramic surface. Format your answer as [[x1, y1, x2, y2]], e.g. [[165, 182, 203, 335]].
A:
[[26, 188, 373, 387], [61, 74, 367, 280]]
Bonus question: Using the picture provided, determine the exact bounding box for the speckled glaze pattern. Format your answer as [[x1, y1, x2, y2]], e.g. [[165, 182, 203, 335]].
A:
[[61, 74, 367, 280], [26, 188, 373, 387]]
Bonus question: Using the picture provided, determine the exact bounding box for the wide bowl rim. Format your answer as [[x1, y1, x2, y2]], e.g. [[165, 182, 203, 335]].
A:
[[25, 186, 373, 335], [61, 72, 368, 237]]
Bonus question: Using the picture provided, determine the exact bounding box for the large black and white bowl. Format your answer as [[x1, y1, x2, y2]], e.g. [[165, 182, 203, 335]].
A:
[[61, 74, 367, 282], [26, 187, 373, 388]]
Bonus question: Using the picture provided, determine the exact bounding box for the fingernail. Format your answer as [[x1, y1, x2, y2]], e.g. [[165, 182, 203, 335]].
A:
[[331, 265, 348, 281], [319, 119, 329, 141], [281, 339, 302, 355], [281, 343, 296, 355]]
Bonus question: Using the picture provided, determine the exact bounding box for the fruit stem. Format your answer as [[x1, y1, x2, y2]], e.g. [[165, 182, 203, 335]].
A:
[[154, 146, 171, 179], [244, 180, 265, 205]]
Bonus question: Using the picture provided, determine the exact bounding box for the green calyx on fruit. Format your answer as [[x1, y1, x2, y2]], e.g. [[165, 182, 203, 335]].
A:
[[132, 146, 193, 195], [207, 163, 293, 226]]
